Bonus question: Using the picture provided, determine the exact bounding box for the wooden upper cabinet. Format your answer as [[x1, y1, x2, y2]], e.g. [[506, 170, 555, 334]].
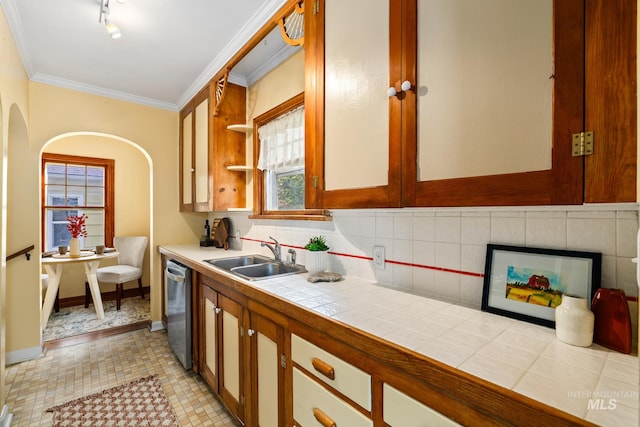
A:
[[584, 0, 637, 203], [306, 0, 636, 208], [180, 87, 209, 212], [306, 0, 403, 209], [210, 82, 247, 211], [179, 81, 247, 212]]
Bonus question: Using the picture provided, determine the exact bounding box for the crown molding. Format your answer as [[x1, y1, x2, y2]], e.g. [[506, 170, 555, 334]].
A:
[[31, 73, 178, 111], [176, 0, 287, 109], [2, 0, 288, 111], [1, 0, 34, 76]]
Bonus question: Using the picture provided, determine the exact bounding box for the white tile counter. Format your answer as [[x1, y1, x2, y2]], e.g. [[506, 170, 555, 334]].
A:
[[160, 244, 639, 427]]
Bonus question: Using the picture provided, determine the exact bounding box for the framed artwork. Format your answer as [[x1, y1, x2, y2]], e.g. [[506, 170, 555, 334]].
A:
[[482, 244, 602, 328]]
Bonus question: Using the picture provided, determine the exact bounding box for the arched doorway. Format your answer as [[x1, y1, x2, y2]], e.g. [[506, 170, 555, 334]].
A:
[[39, 132, 154, 341]]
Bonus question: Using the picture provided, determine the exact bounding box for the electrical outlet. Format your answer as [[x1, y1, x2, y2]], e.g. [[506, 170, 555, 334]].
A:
[[373, 245, 385, 269]]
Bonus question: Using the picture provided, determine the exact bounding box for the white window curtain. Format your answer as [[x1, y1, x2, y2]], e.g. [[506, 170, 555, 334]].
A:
[[257, 106, 304, 173]]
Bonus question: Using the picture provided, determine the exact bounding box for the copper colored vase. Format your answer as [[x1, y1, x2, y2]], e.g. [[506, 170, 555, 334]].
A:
[[591, 288, 632, 354]]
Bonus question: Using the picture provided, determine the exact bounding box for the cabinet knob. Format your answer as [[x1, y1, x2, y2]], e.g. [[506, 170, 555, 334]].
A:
[[247, 328, 255, 337], [388, 81, 413, 98], [190, 168, 195, 173], [212, 305, 221, 314]]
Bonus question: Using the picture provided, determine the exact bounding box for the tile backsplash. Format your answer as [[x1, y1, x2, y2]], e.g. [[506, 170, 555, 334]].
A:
[[222, 203, 639, 351]]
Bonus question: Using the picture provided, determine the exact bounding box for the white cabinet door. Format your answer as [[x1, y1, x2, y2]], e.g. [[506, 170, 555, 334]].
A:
[[202, 287, 218, 392], [384, 383, 461, 427], [293, 368, 372, 427], [218, 293, 244, 422], [193, 97, 209, 208], [256, 332, 278, 427], [251, 312, 283, 427], [222, 306, 240, 400], [417, 0, 553, 182], [181, 111, 193, 207], [324, 0, 390, 191]]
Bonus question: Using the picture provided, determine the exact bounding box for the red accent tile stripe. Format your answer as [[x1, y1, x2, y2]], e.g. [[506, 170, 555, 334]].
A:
[[387, 259, 485, 278], [240, 237, 639, 300]]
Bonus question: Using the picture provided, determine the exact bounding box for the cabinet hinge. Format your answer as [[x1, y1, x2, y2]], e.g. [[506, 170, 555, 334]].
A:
[[240, 326, 244, 337], [313, 176, 319, 188], [240, 395, 245, 406], [314, 0, 319, 14], [572, 131, 594, 157], [280, 354, 286, 369]]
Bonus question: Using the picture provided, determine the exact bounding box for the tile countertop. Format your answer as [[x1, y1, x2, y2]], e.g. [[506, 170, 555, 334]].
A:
[[160, 244, 639, 427]]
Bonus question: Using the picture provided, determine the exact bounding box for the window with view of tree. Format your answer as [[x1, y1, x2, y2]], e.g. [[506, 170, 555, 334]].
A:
[[41, 154, 114, 252], [258, 104, 305, 211], [252, 92, 326, 220]]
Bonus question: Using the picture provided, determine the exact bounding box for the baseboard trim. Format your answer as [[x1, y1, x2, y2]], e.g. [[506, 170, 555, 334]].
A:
[[149, 320, 165, 332], [6, 345, 44, 365], [43, 321, 150, 351], [0, 404, 13, 427]]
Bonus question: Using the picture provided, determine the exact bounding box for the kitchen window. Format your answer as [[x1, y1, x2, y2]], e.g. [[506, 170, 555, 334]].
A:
[[41, 154, 114, 251], [251, 92, 328, 220]]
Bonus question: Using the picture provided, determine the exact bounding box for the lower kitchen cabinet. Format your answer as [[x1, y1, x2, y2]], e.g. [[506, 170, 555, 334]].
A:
[[247, 310, 286, 427], [183, 266, 594, 427], [383, 383, 461, 427], [199, 276, 245, 423], [293, 367, 373, 427], [197, 274, 286, 426], [201, 285, 219, 394], [291, 334, 371, 411], [291, 332, 374, 426], [218, 293, 244, 421]]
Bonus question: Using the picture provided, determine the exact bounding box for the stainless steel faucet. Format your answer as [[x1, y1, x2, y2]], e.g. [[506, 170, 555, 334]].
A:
[[261, 236, 281, 262]]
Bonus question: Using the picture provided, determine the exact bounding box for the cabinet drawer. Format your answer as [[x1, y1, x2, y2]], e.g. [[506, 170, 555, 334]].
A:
[[383, 383, 461, 427], [293, 368, 372, 427], [291, 334, 371, 411]]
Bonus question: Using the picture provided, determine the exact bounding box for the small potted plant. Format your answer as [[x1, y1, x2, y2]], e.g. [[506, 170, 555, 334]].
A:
[[304, 235, 329, 274]]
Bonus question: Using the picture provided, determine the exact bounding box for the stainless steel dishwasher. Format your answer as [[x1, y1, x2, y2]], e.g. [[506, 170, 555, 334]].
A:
[[165, 259, 192, 369]]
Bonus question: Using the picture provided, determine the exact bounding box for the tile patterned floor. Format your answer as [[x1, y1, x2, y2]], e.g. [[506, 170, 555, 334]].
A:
[[5, 328, 237, 427]]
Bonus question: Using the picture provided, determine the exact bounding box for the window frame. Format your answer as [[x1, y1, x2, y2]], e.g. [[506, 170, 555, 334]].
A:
[[41, 153, 115, 249], [250, 92, 329, 220]]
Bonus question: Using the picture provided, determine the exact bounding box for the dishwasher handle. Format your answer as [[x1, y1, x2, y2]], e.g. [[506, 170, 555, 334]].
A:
[[166, 267, 185, 284]]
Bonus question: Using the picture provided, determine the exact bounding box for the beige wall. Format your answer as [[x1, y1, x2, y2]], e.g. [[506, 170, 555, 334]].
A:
[[242, 50, 304, 206], [0, 4, 31, 407], [22, 83, 205, 350], [0, 60, 208, 367]]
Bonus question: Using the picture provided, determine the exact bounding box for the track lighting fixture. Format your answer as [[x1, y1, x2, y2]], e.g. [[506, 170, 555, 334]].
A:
[[99, 0, 122, 39]]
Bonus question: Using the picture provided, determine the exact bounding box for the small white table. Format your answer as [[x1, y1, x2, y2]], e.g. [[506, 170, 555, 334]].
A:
[[41, 251, 119, 330]]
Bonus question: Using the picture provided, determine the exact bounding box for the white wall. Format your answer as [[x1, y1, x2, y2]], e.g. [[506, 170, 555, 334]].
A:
[[224, 204, 639, 353]]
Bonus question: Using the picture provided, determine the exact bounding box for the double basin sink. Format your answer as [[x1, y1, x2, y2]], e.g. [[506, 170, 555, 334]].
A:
[[205, 254, 306, 280]]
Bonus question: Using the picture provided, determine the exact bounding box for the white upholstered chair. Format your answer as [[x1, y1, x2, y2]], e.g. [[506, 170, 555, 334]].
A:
[[85, 236, 148, 311]]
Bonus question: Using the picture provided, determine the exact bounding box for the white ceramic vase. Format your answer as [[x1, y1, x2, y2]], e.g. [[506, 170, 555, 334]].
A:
[[555, 294, 594, 347], [305, 250, 328, 274], [69, 237, 81, 257]]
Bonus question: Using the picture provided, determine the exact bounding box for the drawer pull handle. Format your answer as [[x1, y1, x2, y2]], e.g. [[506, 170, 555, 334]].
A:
[[312, 357, 335, 380], [313, 407, 337, 427]]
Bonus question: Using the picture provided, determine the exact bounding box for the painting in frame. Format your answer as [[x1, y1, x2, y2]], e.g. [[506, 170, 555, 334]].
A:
[[482, 244, 602, 328]]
